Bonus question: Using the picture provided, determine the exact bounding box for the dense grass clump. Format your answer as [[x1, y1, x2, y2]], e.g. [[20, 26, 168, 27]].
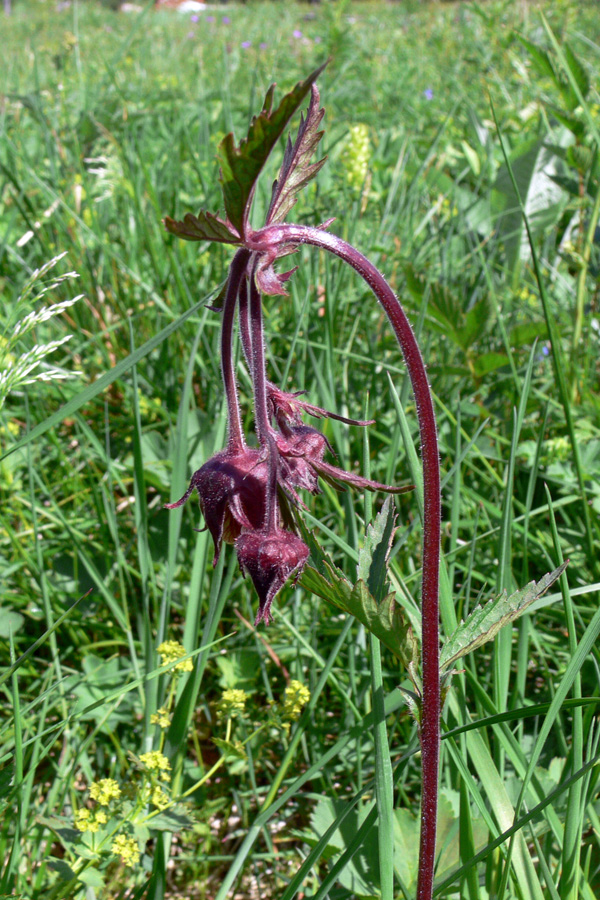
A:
[[1, 2, 600, 898]]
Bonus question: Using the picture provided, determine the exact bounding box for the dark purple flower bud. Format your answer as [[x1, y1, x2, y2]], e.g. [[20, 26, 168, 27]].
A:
[[235, 529, 310, 626], [165, 447, 268, 565], [267, 382, 374, 428], [275, 423, 411, 498], [275, 424, 330, 494]]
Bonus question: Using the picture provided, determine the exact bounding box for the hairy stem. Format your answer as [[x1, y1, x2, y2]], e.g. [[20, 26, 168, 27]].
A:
[[222, 249, 251, 451], [248, 272, 279, 532], [251, 224, 441, 900], [237, 277, 254, 368]]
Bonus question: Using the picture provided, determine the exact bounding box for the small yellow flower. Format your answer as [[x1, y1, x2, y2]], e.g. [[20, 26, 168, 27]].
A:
[[89, 778, 121, 805], [217, 688, 248, 720], [157, 640, 193, 672], [140, 750, 171, 780], [74, 807, 106, 834], [151, 785, 171, 810], [150, 707, 171, 728], [74, 808, 91, 832], [283, 680, 311, 722], [111, 834, 141, 867]]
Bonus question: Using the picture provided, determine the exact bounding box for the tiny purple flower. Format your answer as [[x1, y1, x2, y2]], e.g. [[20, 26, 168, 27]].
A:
[[314, 36, 322, 44], [190, 14, 199, 24], [241, 41, 251, 49], [293, 29, 303, 39], [222, 16, 230, 24], [423, 88, 434, 101], [260, 42, 268, 50], [206, 15, 215, 22]]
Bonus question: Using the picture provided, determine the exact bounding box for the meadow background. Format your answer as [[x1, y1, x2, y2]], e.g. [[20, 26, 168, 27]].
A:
[[1, 0, 600, 898]]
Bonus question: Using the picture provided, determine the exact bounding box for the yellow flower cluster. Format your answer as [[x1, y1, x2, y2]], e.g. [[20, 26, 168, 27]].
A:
[[157, 640, 193, 672], [340, 124, 371, 193], [217, 688, 248, 721], [140, 750, 171, 780], [150, 707, 171, 728], [89, 778, 121, 805], [111, 834, 140, 867], [74, 807, 108, 834], [283, 680, 311, 722]]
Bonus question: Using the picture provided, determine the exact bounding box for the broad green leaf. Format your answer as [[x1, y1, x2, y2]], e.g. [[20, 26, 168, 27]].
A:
[[163, 210, 240, 244], [78, 867, 104, 888], [492, 137, 568, 282], [357, 496, 396, 601], [266, 83, 327, 225], [472, 351, 510, 378], [308, 797, 380, 897], [217, 61, 328, 237], [394, 790, 488, 893], [0, 608, 24, 637], [440, 562, 569, 671], [147, 807, 194, 832], [508, 320, 548, 347]]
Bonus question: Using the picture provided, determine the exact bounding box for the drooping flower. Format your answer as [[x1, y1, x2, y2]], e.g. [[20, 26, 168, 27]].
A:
[[165, 447, 268, 564], [235, 528, 310, 625]]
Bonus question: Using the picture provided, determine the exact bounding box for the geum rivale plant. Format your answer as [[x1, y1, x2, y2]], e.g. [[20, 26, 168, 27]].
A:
[[164, 63, 567, 900]]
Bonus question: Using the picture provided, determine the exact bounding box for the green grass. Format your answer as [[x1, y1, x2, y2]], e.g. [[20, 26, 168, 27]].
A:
[[1, 0, 600, 898]]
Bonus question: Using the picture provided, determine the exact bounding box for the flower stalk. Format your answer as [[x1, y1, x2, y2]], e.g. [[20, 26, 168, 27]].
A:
[[165, 70, 441, 900]]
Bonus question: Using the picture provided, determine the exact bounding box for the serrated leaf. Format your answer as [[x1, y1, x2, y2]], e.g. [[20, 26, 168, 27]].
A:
[[163, 210, 240, 244], [267, 83, 327, 225], [301, 562, 418, 666], [357, 496, 396, 601], [516, 34, 557, 83], [440, 562, 569, 671], [217, 61, 328, 238], [563, 42, 590, 102], [546, 104, 586, 139]]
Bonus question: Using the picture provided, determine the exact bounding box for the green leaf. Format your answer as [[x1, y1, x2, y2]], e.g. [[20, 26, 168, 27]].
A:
[[0, 608, 24, 637], [393, 790, 488, 892], [213, 737, 247, 761], [357, 496, 396, 601], [472, 351, 510, 378], [147, 807, 194, 832], [163, 210, 240, 244], [266, 83, 327, 226], [563, 42, 590, 102], [308, 797, 380, 897], [545, 103, 586, 139], [301, 563, 418, 667], [492, 137, 568, 282], [515, 34, 557, 83], [217, 61, 328, 237], [440, 562, 569, 671], [78, 867, 104, 888]]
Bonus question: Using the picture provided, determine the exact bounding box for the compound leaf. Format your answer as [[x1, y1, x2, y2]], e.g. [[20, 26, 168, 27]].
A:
[[217, 61, 328, 238]]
